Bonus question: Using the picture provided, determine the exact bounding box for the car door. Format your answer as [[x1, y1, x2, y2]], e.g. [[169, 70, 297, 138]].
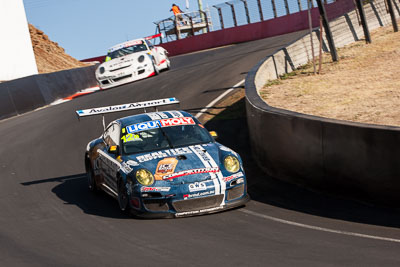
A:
[[99, 123, 121, 192]]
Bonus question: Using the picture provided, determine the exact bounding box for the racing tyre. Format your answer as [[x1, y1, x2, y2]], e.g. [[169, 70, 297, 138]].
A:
[[152, 60, 160, 75], [87, 167, 99, 193], [117, 178, 129, 212]]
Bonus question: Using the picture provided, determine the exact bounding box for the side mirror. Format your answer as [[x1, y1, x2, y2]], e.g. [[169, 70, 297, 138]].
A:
[[209, 131, 218, 140], [108, 145, 119, 155]]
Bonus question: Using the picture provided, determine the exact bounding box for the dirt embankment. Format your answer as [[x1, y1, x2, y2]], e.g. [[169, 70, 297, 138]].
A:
[[259, 25, 400, 127], [29, 24, 90, 73]]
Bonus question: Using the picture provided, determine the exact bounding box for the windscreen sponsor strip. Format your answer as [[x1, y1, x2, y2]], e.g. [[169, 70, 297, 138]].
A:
[[109, 40, 144, 52], [76, 98, 179, 117], [126, 117, 195, 134]]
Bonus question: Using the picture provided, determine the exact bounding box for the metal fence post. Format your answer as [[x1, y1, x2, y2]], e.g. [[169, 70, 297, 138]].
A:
[[214, 6, 225, 29], [157, 24, 163, 44], [386, 0, 399, 32], [240, 0, 251, 24], [271, 0, 278, 18], [201, 10, 210, 33], [226, 2, 238, 27], [316, 0, 338, 61], [257, 0, 264, 21], [356, 0, 371, 43], [284, 0, 290, 15], [297, 0, 302, 11]]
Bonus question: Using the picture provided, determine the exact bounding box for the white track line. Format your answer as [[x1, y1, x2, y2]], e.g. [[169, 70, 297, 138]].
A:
[[195, 79, 245, 119], [240, 209, 400, 243]]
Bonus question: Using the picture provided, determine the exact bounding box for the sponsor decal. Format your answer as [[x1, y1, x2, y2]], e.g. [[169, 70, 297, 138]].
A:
[[147, 112, 168, 120], [136, 151, 168, 163], [141, 187, 171, 192], [136, 147, 192, 163], [168, 111, 183, 118], [183, 190, 215, 199], [192, 146, 211, 162], [162, 167, 219, 180], [223, 172, 244, 183], [127, 160, 139, 166], [109, 40, 143, 52], [76, 98, 178, 117], [127, 121, 158, 133], [159, 117, 195, 127], [125, 117, 194, 134], [155, 158, 178, 180], [188, 182, 207, 192], [121, 162, 133, 174], [175, 206, 223, 217], [235, 178, 244, 185]]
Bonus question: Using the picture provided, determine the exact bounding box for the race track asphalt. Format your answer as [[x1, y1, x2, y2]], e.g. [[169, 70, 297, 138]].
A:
[[1, 30, 399, 266]]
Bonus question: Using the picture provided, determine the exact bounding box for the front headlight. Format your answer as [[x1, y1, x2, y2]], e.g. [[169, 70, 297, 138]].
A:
[[136, 169, 154, 186], [138, 55, 145, 63], [99, 66, 105, 74], [224, 156, 240, 173]]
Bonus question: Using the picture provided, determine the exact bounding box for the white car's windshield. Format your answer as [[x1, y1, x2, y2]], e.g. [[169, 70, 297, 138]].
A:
[[107, 43, 148, 60], [121, 122, 214, 155]]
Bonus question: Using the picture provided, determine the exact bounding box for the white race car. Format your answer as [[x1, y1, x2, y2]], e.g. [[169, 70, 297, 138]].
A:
[[96, 37, 170, 89]]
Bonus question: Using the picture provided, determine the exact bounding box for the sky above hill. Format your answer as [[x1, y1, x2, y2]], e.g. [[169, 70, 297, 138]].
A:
[[23, 0, 225, 60]]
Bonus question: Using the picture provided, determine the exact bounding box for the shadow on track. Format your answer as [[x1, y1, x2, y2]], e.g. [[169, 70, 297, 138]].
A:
[[20, 98, 400, 225], [203, 97, 400, 229], [22, 174, 130, 219]]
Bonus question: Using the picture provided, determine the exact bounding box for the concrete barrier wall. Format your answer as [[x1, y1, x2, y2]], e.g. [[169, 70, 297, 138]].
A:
[[245, 0, 400, 206], [0, 65, 98, 120]]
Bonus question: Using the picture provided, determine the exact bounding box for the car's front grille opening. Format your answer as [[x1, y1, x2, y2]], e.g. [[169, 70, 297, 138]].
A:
[[101, 80, 110, 85], [143, 199, 169, 212], [227, 185, 244, 201], [113, 74, 132, 82], [109, 65, 130, 72], [138, 69, 145, 74], [172, 195, 223, 212]]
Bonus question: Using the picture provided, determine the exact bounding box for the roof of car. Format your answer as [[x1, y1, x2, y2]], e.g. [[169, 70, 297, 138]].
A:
[[117, 110, 196, 127]]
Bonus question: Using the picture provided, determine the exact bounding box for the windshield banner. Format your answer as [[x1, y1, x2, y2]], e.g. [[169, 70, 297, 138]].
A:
[[126, 117, 195, 133]]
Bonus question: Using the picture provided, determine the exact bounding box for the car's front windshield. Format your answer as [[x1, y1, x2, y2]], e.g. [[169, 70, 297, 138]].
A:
[[107, 42, 148, 60], [121, 122, 214, 155]]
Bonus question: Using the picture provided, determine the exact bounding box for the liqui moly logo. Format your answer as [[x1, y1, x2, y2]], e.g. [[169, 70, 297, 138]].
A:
[[127, 121, 159, 133], [159, 117, 195, 127], [126, 117, 195, 134]]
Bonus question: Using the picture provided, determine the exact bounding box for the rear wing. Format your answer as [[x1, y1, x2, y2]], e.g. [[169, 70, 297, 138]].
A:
[[76, 97, 180, 129], [144, 33, 164, 40]]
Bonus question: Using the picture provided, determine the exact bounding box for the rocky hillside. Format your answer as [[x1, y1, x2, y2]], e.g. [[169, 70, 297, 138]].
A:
[[29, 24, 90, 73]]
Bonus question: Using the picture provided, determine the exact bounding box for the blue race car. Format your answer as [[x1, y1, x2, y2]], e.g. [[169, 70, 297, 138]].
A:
[[76, 98, 249, 218]]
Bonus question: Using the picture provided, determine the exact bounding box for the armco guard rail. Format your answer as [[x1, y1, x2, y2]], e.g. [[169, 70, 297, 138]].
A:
[[245, 0, 400, 206], [0, 65, 98, 120]]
